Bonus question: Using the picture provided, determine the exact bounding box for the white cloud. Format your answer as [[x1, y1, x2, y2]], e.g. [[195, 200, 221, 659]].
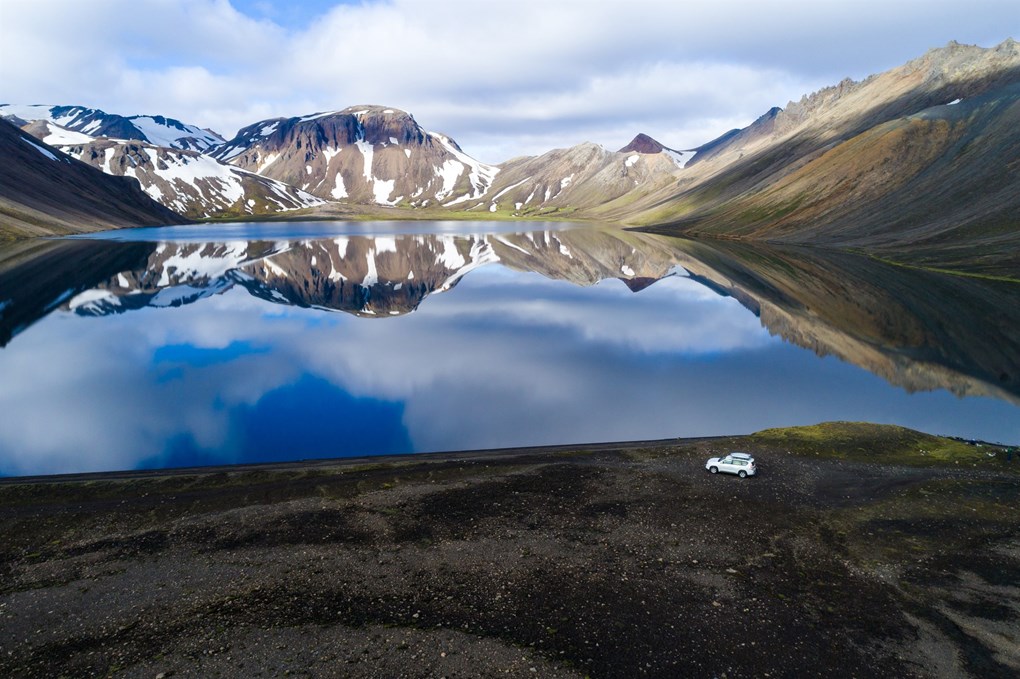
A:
[[0, 0, 1014, 160]]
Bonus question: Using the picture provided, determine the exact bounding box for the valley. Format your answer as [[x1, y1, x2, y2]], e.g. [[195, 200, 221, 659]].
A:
[[3, 40, 1016, 278]]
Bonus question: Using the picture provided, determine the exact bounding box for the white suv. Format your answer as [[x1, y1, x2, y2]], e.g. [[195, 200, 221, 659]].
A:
[[705, 452, 756, 478]]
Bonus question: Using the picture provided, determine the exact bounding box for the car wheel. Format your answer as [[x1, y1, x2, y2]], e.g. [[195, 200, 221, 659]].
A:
[[709, 466, 718, 474], [738, 470, 747, 478]]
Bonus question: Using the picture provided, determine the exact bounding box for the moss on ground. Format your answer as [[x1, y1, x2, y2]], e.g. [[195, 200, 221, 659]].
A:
[[751, 421, 1016, 471]]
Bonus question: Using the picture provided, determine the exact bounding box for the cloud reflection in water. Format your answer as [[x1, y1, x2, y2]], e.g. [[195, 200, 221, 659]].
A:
[[0, 227, 1016, 476]]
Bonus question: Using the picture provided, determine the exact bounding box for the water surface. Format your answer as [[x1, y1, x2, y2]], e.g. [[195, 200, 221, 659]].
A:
[[0, 221, 1016, 476]]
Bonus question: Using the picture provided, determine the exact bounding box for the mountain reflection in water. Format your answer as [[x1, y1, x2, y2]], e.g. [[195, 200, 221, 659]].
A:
[[0, 222, 1016, 475]]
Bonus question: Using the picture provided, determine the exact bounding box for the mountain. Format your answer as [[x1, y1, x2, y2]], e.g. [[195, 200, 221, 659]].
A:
[[0, 118, 187, 240], [618, 133, 692, 165], [474, 140, 685, 217], [0, 104, 225, 152], [11, 116, 324, 219], [626, 39, 1020, 277], [53, 135, 325, 218], [212, 105, 499, 208]]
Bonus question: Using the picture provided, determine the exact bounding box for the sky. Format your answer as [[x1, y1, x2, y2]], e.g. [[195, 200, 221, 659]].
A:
[[0, 0, 1015, 162]]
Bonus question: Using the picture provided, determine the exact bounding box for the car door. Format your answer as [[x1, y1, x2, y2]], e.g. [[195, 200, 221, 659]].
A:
[[719, 456, 736, 474]]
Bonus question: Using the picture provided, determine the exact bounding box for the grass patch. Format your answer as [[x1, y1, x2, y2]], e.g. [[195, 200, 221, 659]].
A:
[[751, 422, 1016, 470]]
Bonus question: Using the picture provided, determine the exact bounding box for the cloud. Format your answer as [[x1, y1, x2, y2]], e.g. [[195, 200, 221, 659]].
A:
[[0, 0, 1015, 160]]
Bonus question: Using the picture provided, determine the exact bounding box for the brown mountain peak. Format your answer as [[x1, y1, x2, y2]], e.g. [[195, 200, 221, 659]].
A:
[[618, 133, 665, 154]]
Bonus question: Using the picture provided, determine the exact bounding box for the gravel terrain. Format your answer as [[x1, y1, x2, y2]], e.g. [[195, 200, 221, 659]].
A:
[[1, 430, 1017, 678]]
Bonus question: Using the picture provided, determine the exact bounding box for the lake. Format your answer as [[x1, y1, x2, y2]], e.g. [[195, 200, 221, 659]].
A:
[[0, 221, 1017, 476]]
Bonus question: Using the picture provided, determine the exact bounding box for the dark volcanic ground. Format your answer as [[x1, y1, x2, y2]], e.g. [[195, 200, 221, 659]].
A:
[[1, 431, 1018, 678]]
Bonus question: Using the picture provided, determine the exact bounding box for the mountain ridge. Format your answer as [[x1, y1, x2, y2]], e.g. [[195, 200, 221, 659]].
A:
[[2, 38, 1017, 277]]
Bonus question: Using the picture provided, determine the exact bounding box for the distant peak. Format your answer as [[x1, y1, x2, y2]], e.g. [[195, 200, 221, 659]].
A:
[[618, 133, 665, 154]]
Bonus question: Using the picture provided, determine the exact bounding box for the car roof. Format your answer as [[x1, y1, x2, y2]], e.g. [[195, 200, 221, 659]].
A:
[[729, 452, 754, 459]]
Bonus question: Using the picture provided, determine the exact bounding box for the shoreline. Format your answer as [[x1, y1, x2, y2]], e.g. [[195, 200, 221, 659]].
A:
[[2, 423, 1018, 677], [0, 436, 729, 485]]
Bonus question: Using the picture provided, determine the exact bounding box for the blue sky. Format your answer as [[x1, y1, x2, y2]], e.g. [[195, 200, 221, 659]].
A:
[[229, 0, 357, 29], [0, 0, 1015, 161]]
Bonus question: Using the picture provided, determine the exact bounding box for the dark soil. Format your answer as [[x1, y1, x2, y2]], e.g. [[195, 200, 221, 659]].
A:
[[1, 431, 1018, 678]]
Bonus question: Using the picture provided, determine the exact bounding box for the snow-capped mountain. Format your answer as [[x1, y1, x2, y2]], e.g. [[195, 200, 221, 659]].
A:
[[0, 104, 224, 152], [0, 118, 185, 240], [55, 135, 325, 218], [212, 105, 499, 208]]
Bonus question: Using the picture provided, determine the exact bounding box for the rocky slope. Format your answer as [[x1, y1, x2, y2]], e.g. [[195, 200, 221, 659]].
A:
[[0, 118, 186, 240], [56, 136, 325, 219], [626, 39, 1020, 276], [475, 136, 687, 217], [212, 105, 499, 208]]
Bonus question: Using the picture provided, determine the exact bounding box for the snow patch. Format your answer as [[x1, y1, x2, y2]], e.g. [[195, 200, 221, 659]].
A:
[[22, 137, 60, 162], [299, 110, 342, 122], [101, 147, 116, 173], [437, 236, 466, 269], [434, 159, 465, 201], [68, 289, 117, 311], [41, 122, 93, 146], [363, 250, 379, 287], [492, 177, 530, 200], [373, 179, 396, 205], [433, 133, 500, 205], [258, 152, 280, 172], [494, 236, 530, 255], [621, 264, 635, 276], [375, 237, 398, 254], [355, 139, 374, 182], [332, 173, 348, 199], [659, 149, 681, 167], [322, 146, 341, 166], [127, 116, 223, 150], [625, 155, 639, 168]]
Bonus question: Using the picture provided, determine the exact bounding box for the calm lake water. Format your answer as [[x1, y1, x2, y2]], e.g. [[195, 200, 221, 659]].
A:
[[0, 221, 1017, 476]]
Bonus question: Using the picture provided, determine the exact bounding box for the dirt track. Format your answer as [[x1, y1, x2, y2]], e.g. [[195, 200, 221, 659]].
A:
[[1, 435, 1018, 678]]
